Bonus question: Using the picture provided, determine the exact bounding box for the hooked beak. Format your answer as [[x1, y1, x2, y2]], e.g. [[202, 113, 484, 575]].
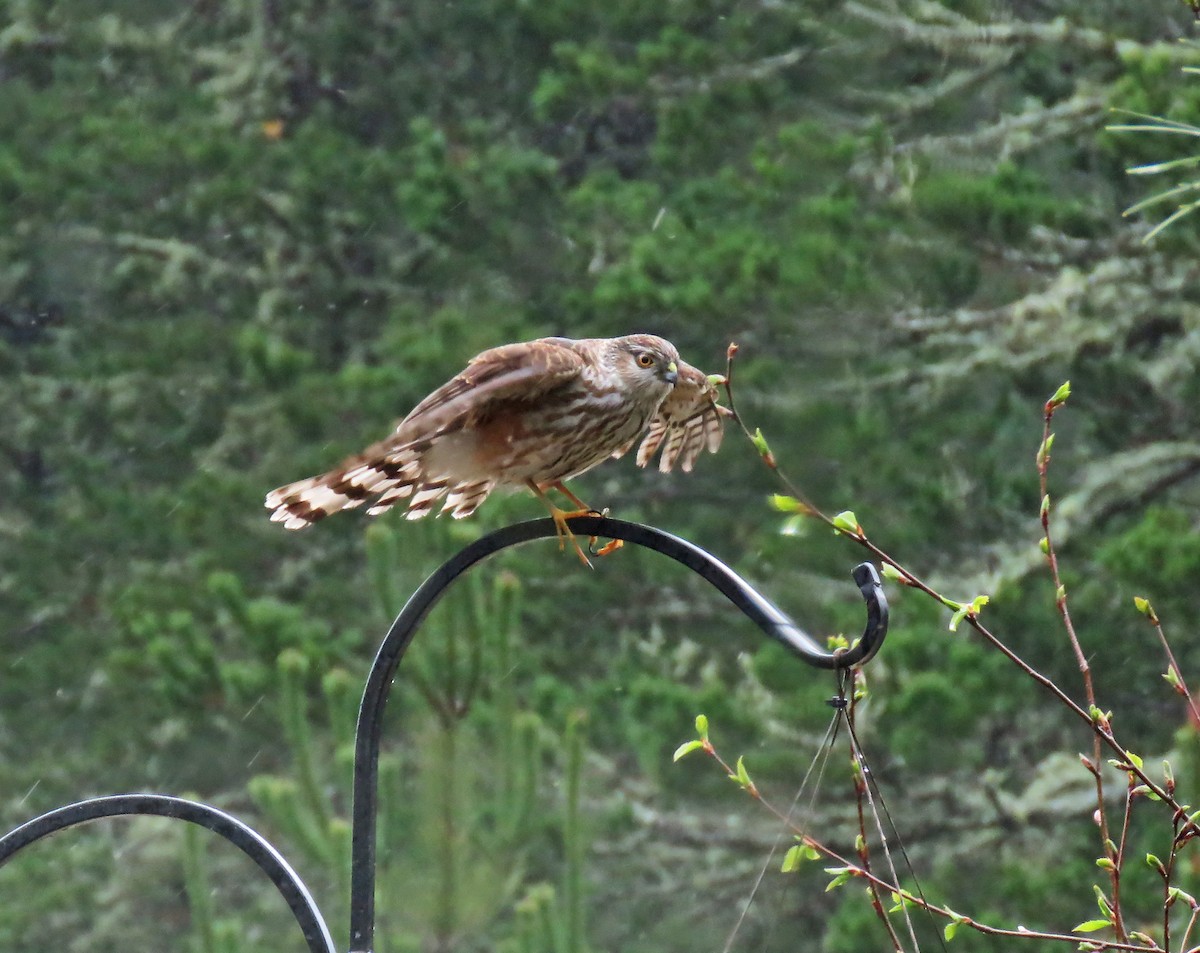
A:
[[663, 360, 678, 385]]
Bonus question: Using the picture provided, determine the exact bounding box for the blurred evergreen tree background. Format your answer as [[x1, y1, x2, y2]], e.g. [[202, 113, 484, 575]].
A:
[[2, 0, 1199, 949]]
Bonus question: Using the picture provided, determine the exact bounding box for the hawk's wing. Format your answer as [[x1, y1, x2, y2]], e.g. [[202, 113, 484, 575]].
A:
[[633, 362, 728, 473], [397, 337, 585, 440], [265, 339, 586, 527]]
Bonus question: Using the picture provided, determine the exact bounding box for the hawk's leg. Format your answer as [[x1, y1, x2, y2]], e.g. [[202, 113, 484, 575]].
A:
[[526, 480, 595, 567], [546, 481, 624, 559]]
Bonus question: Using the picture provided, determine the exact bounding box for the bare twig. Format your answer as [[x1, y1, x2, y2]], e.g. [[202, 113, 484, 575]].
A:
[[1038, 396, 1124, 941], [715, 342, 1199, 951]]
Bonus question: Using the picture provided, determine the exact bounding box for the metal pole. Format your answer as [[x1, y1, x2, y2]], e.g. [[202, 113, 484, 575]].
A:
[[348, 516, 888, 952], [0, 794, 337, 953]]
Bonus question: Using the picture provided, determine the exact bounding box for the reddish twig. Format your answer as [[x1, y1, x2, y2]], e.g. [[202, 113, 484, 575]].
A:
[[713, 345, 1198, 951], [1038, 396, 1123, 941], [692, 731, 1165, 952]]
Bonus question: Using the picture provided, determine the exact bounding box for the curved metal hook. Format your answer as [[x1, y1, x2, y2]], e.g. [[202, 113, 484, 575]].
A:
[[349, 515, 888, 952], [0, 794, 336, 953]]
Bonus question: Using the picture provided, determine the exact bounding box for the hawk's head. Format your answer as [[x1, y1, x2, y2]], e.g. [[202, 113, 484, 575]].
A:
[[612, 334, 680, 397]]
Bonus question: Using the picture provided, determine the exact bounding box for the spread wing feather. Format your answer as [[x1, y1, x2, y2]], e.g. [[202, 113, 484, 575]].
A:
[[397, 338, 585, 440], [635, 362, 728, 473]]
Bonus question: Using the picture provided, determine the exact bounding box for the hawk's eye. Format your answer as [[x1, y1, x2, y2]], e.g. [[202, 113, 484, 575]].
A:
[[636, 353, 655, 368]]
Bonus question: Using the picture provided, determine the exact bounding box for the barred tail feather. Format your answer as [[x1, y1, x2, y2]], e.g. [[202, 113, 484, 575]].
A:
[[266, 476, 365, 529], [364, 482, 414, 517], [442, 480, 495, 519], [267, 462, 497, 529]]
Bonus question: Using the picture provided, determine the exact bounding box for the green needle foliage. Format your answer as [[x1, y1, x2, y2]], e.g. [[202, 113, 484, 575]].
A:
[[230, 527, 593, 952], [3, 1, 1200, 951]]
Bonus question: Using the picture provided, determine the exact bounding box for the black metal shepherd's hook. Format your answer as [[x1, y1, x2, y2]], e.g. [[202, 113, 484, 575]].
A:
[[347, 516, 887, 953], [0, 516, 888, 953]]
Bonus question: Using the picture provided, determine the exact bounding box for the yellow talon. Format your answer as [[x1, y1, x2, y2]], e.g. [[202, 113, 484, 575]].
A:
[[526, 480, 625, 567], [592, 538, 624, 557], [548, 503, 595, 568]]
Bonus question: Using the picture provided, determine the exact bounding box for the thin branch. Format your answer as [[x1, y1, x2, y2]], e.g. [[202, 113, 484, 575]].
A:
[[1147, 612, 1200, 731], [1038, 400, 1122, 939], [652, 46, 812, 97], [896, 91, 1107, 163], [721, 346, 1192, 821], [699, 734, 1165, 953], [848, 684, 908, 951], [841, 2, 1117, 56]]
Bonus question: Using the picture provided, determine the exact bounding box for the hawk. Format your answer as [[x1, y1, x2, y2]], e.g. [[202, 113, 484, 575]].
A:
[[265, 334, 727, 563]]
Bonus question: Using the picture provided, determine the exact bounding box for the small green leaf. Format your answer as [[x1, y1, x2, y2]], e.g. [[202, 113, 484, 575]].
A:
[[940, 907, 969, 936], [1146, 853, 1164, 872], [831, 510, 861, 536], [673, 740, 704, 762], [1047, 381, 1072, 409], [781, 845, 818, 872], [695, 714, 709, 741], [1165, 668, 1182, 689], [1095, 857, 1115, 870], [1039, 536, 1050, 554], [824, 867, 853, 891], [1133, 596, 1159, 624], [880, 562, 904, 582], [1040, 494, 1050, 517], [948, 606, 969, 632], [751, 428, 772, 456], [1127, 751, 1144, 770], [706, 373, 727, 386], [1167, 886, 1197, 907], [1073, 920, 1112, 934], [735, 756, 752, 788], [1037, 433, 1055, 466], [768, 494, 808, 514]]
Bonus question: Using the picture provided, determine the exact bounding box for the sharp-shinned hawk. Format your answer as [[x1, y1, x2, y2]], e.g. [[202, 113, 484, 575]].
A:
[[265, 334, 726, 562]]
